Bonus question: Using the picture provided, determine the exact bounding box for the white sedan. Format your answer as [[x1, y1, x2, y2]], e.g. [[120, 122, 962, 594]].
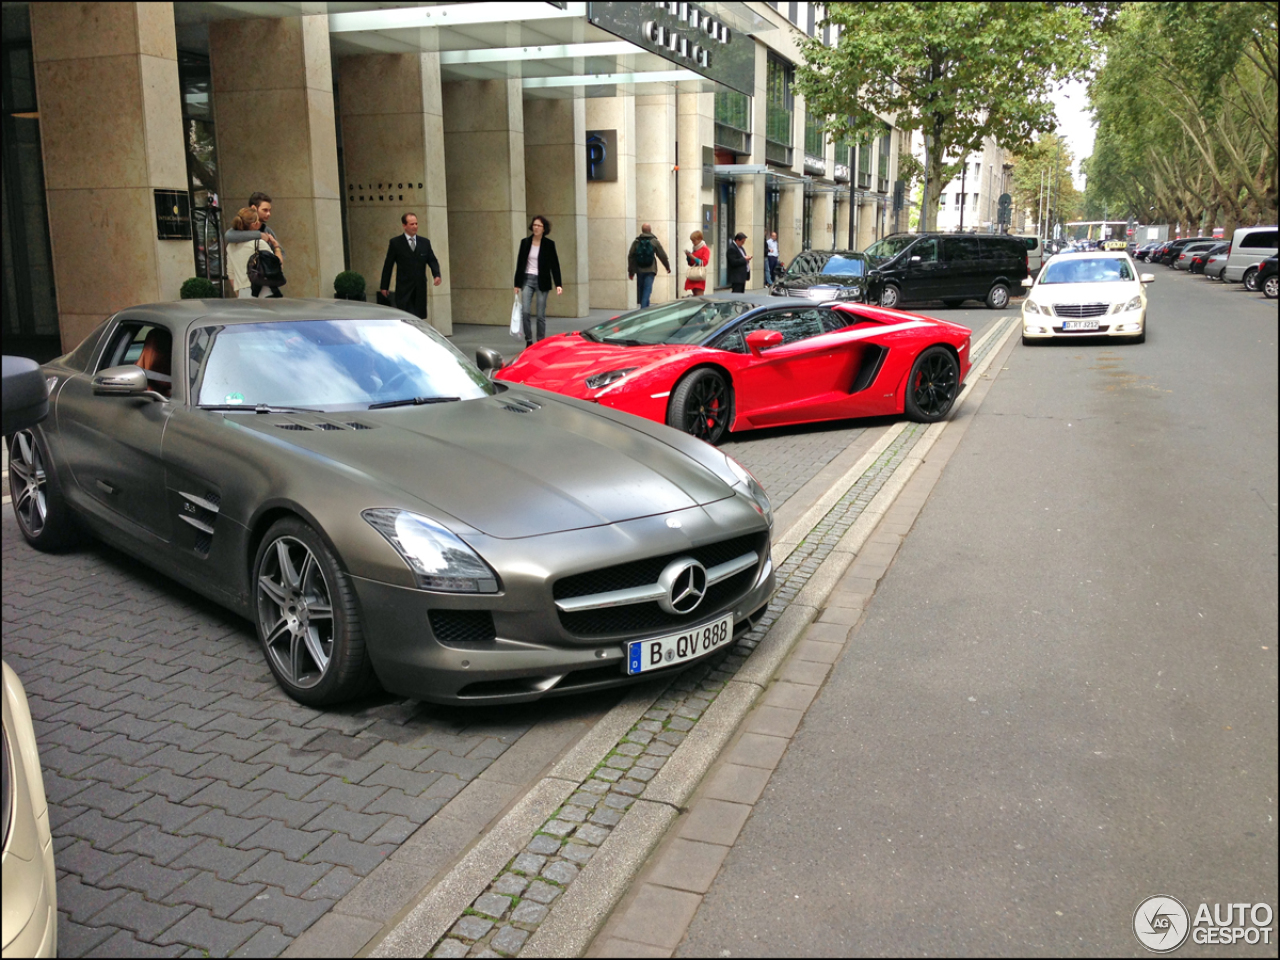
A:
[[1020, 252, 1153, 344]]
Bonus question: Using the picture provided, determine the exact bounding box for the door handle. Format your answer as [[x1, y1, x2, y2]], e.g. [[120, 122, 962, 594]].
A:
[[96, 479, 117, 495]]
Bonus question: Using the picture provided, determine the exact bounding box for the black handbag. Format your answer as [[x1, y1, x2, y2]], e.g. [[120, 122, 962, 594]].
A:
[[247, 239, 286, 288], [376, 291, 392, 306]]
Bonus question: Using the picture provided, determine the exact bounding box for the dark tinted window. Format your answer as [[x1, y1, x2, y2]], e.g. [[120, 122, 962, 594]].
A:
[[736, 308, 834, 346], [911, 238, 939, 263], [981, 237, 1022, 262], [942, 236, 980, 262], [1240, 230, 1278, 249]]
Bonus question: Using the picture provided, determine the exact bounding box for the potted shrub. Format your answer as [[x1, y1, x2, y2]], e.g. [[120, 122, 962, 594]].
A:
[[180, 277, 220, 299], [333, 270, 367, 301]]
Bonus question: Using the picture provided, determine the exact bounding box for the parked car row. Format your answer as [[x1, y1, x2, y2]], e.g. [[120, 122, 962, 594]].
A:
[[1135, 226, 1276, 296]]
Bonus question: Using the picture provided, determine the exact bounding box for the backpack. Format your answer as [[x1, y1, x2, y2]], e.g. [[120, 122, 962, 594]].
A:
[[634, 235, 655, 268]]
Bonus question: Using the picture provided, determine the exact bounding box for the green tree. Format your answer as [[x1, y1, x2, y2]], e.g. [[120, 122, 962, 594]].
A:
[[797, 2, 1105, 231], [1009, 133, 1081, 237]]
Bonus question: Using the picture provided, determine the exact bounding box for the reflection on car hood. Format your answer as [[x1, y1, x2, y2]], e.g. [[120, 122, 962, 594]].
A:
[[1029, 280, 1141, 303], [231, 392, 731, 539], [497, 336, 690, 393], [774, 273, 862, 288]]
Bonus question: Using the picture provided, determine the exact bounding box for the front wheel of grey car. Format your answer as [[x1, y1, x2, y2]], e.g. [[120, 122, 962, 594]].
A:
[[254, 517, 375, 705], [7, 428, 81, 551]]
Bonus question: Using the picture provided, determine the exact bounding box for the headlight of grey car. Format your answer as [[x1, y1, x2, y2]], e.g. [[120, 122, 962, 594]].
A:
[[724, 455, 773, 530], [362, 509, 499, 593]]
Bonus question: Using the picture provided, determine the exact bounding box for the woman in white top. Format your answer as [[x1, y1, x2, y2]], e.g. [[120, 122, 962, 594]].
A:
[[225, 207, 283, 298], [512, 215, 562, 347]]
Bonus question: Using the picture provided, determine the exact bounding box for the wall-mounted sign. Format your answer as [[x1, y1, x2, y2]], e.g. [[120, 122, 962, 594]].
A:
[[588, 1, 755, 96], [346, 179, 426, 207], [586, 130, 618, 182], [154, 189, 191, 240], [702, 146, 714, 189]]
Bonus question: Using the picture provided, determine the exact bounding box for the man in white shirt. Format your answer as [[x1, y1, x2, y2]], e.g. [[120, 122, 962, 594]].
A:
[[766, 231, 781, 285]]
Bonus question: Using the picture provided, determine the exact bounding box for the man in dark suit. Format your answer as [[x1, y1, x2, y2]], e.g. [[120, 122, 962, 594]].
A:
[[727, 231, 752, 293], [379, 212, 442, 319]]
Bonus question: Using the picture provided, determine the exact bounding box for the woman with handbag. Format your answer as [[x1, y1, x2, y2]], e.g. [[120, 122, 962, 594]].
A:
[[684, 230, 710, 297], [512, 215, 562, 347], [225, 207, 282, 299]]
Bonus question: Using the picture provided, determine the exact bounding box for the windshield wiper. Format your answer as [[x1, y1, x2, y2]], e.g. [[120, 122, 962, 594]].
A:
[[580, 330, 600, 342], [603, 337, 646, 346], [199, 403, 318, 414], [367, 396, 461, 410]]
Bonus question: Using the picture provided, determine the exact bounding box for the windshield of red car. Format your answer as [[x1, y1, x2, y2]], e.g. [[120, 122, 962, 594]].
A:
[[194, 318, 494, 409], [583, 300, 752, 346]]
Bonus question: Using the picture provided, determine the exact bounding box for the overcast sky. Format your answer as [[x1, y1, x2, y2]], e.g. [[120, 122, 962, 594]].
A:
[[1050, 79, 1097, 189]]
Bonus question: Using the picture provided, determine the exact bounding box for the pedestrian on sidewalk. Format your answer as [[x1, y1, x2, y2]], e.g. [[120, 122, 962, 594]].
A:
[[727, 231, 752, 293], [627, 223, 671, 308], [766, 230, 782, 285], [513, 214, 563, 347], [379, 212, 442, 320], [684, 230, 710, 297], [224, 192, 285, 298], [225, 206, 282, 299]]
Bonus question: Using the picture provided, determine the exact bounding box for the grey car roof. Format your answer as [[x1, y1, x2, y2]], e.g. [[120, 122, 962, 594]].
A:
[[119, 298, 421, 332]]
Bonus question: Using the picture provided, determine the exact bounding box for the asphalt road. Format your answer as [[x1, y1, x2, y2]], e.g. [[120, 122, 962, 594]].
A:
[[677, 271, 1278, 955]]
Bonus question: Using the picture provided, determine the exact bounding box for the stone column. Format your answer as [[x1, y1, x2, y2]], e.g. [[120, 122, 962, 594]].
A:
[[735, 173, 766, 289], [777, 183, 805, 265], [338, 52, 451, 333], [442, 79, 525, 325], [676, 89, 713, 289], [209, 15, 343, 300], [524, 97, 588, 318], [31, 2, 191, 352], [586, 94, 636, 310], [857, 199, 878, 250], [810, 193, 833, 251], [635, 91, 677, 303], [835, 196, 851, 250]]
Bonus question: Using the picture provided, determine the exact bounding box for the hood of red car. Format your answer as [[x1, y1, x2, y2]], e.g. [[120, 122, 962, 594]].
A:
[[496, 333, 693, 396]]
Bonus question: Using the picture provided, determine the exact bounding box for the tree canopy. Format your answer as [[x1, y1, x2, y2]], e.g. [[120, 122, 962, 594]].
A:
[[796, 2, 1106, 231], [1009, 133, 1081, 236]]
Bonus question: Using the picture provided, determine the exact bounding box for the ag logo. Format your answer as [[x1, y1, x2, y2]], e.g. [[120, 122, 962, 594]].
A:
[[1134, 895, 1190, 953]]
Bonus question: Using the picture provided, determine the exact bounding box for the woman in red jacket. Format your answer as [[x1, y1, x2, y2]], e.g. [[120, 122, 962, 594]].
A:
[[684, 230, 710, 297]]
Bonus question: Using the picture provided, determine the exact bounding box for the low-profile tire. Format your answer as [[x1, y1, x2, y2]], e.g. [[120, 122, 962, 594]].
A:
[[1242, 267, 1260, 292], [7, 428, 82, 551], [253, 516, 376, 706], [942, 299, 965, 308], [1263, 275, 1278, 299], [903, 346, 960, 423], [667, 368, 733, 445], [986, 284, 1010, 309], [879, 284, 902, 309]]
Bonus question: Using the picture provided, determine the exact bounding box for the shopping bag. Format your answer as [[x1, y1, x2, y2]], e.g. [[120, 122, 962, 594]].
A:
[[510, 294, 523, 338]]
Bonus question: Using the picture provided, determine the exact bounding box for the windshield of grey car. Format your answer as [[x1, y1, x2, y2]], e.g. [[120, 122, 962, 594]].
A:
[[819, 256, 866, 278], [194, 318, 494, 409], [1038, 258, 1134, 284], [582, 300, 751, 345]]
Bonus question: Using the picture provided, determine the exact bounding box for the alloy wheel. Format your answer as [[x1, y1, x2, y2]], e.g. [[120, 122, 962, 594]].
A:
[[257, 536, 335, 689], [8, 430, 48, 538], [685, 374, 729, 441], [1265, 275, 1279, 299], [911, 352, 959, 418]]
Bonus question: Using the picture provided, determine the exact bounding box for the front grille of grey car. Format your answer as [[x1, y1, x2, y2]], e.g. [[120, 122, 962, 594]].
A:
[[553, 532, 767, 639], [429, 610, 497, 648], [1052, 303, 1109, 318]]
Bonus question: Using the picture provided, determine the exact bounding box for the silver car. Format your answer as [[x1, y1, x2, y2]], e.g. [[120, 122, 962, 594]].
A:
[[8, 300, 775, 706]]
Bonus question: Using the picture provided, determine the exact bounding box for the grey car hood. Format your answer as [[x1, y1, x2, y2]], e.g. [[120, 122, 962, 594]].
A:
[[234, 394, 733, 539]]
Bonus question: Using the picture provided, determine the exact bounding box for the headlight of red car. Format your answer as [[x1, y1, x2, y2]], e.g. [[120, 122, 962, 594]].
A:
[[585, 367, 638, 390]]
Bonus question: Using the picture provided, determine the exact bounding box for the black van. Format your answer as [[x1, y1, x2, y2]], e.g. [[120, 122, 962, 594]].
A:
[[863, 233, 1029, 309]]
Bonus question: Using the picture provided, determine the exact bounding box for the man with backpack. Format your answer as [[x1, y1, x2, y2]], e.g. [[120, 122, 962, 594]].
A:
[[627, 223, 671, 308]]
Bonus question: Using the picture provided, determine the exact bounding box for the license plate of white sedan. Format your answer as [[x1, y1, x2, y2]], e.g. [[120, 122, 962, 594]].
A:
[[1062, 320, 1100, 331], [626, 614, 734, 675]]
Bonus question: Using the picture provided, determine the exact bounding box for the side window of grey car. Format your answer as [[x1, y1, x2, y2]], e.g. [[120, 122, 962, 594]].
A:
[[1240, 230, 1278, 249]]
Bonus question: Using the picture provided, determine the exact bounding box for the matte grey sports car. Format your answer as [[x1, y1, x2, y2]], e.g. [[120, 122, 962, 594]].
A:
[[7, 300, 775, 706]]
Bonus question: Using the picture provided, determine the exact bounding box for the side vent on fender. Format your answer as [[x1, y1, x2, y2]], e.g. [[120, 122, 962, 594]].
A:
[[178, 490, 221, 557], [850, 345, 888, 394]]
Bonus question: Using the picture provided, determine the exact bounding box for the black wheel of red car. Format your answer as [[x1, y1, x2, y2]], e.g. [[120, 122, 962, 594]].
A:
[[904, 346, 960, 423], [1242, 268, 1260, 292], [254, 517, 375, 705], [668, 368, 733, 445], [7, 428, 80, 551]]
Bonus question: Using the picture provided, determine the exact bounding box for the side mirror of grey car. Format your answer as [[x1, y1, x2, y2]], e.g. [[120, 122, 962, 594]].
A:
[[475, 349, 506, 374], [2, 355, 49, 434], [93, 364, 166, 401]]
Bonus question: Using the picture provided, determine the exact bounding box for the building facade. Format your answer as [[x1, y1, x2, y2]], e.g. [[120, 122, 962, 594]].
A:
[[927, 136, 1013, 235], [2, 1, 905, 359]]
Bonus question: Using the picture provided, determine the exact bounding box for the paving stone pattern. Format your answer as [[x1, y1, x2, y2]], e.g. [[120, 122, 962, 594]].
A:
[[425, 422, 931, 957]]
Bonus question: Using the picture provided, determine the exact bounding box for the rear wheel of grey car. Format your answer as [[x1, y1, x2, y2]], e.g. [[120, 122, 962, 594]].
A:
[[254, 517, 375, 706], [7, 428, 81, 551], [1242, 268, 1260, 292], [668, 368, 733, 445], [879, 284, 902, 309], [1264, 275, 1278, 299], [904, 346, 960, 423], [986, 284, 1010, 309]]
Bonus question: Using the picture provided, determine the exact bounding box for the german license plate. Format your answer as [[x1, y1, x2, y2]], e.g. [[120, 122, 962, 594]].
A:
[[626, 614, 734, 675], [1062, 320, 1100, 331]]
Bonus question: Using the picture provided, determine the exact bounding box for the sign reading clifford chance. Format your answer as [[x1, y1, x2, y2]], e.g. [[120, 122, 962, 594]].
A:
[[588, 1, 755, 96], [154, 189, 192, 240]]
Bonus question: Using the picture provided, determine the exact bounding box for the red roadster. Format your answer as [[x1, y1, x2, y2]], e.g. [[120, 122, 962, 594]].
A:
[[493, 297, 971, 444]]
